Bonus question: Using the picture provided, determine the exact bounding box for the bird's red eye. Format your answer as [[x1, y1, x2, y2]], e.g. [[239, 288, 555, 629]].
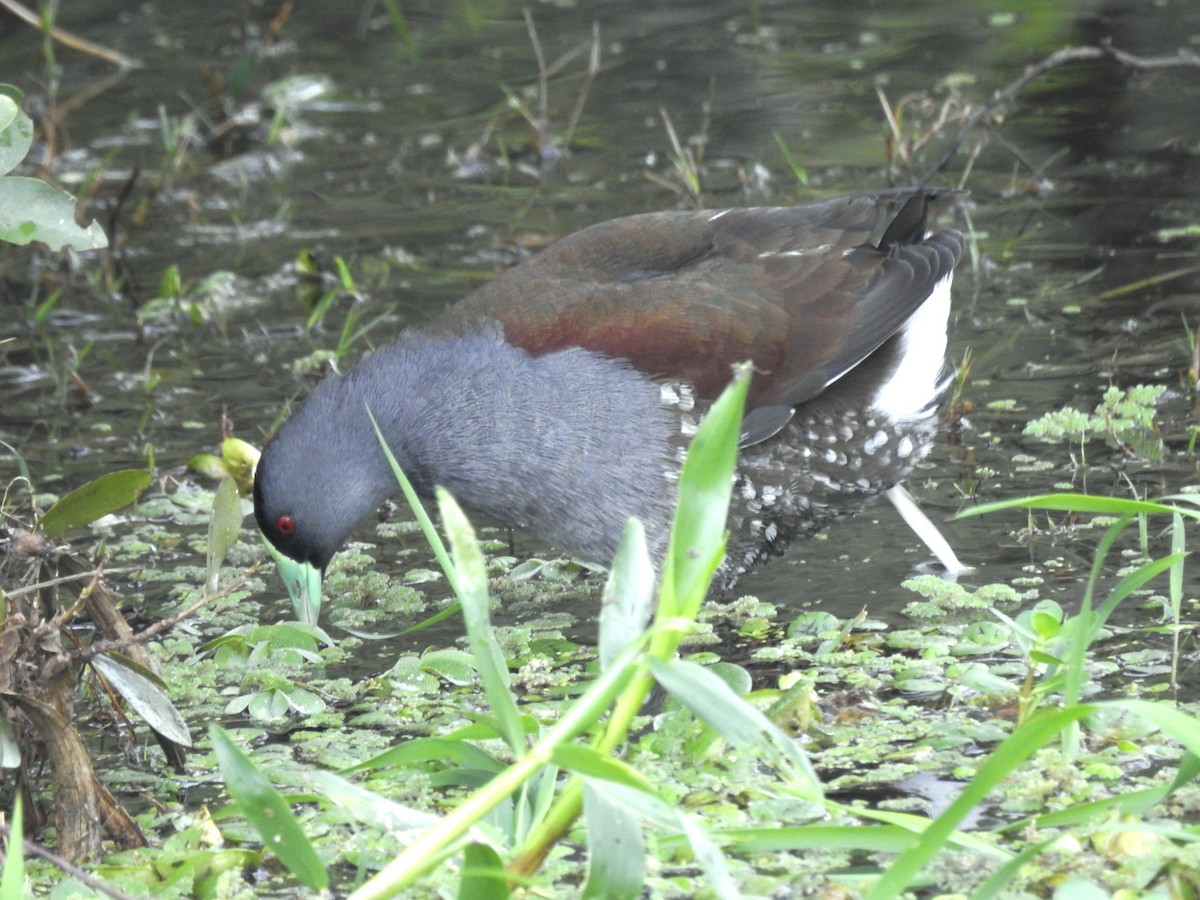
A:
[[277, 516, 296, 535]]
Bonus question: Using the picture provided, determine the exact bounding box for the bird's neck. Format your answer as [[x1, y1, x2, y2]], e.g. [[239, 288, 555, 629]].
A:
[[345, 329, 677, 565]]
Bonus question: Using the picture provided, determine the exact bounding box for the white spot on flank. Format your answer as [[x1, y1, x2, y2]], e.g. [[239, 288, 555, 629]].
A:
[[758, 244, 831, 259], [863, 430, 888, 455], [896, 435, 915, 459], [870, 273, 953, 420]]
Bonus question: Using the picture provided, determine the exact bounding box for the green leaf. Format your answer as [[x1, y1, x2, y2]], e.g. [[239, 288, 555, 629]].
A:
[[867, 706, 1092, 899], [0, 175, 108, 251], [437, 488, 525, 755], [582, 780, 643, 900], [598, 518, 655, 672], [91, 652, 192, 746], [419, 648, 476, 686], [582, 780, 737, 899], [649, 657, 821, 799], [40, 469, 152, 538], [0, 94, 33, 177], [661, 363, 748, 620], [955, 492, 1188, 520], [187, 452, 231, 482], [0, 715, 18, 769], [457, 842, 508, 900], [207, 477, 243, 591], [300, 769, 439, 834], [551, 744, 657, 794], [342, 737, 504, 777], [0, 796, 23, 900], [209, 725, 329, 890]]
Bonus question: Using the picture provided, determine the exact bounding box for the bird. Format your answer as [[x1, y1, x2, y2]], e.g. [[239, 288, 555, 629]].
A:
[[253, 188, 964, 624]]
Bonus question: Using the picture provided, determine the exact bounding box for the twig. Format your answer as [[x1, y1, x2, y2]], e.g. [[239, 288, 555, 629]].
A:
[[563, 23, 601, 148], [523, 9, 549, 132], [919, 44, 1200, 185], [0, 0, 140, 69], [4, 566, 139, 599], [74, 578, 248, 662], [0, 822, 139, 900], [41, 577, 248, 683]]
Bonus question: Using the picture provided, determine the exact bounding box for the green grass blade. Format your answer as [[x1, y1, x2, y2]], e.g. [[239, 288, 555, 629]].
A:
[[0, 796, 23, 900], [206, 476, 242, 592], [457, 842, 509, 900], [437, 488, 525, 755], [209, 725, 328, 891], [867, 706, 1092, 899], [598, 518, 655, 672], [955, 492, 1193, 519], [40, 468, 152, 538], [367, 406, 460, 595], [582, 781, 644, 900], [649, 657, 821, 799], [659, 362, 748, 624]]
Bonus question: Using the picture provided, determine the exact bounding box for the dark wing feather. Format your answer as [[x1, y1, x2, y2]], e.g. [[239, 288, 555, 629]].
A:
[[434, 190, 960, 425]]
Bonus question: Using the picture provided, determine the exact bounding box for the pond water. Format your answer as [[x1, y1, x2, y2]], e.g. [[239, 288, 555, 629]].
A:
[[2, 0, 1200, 647]]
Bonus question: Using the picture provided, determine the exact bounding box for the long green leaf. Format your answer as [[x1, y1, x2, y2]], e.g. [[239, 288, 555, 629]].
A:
[[40, 469, 152, 538], [588, 780, 738, 899], [206, 477, 243, 591], [367, 407, 459, 595], [457, 843, 508, 900], [209, 726, 328, 890], [342, 737, 504, 777], [582, 781, 643, 900], [437, 488, 525, 755], [1112, 700, 1200, 759], [956, 492, 1192, 520], [0, 796, 23, 900], [660, 362, 748, 623], [867, 706, 1092, 898], [0, 93, 33, 177], [91, 652, 192, 746], [0, 175, 108, 250], [649, 657, 820, 799], [551, 744, 658, 794], [598, 518, 655, 672]]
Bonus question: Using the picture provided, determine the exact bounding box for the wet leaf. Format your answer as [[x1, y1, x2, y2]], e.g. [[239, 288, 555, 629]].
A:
[[648, 657, 820, 799], [0, 175, 108, 251], [40, 469, 152, 538], [91, 652, 193, 747], [187, 453, 230, 482], [0, 714, 18, 769], [437, 488, 524, 754], [598, 517, 654, 672], [0, 92, 32, 177], [662, 363, 747, 619], [457, 842, 508, 900], [0, 794, 23, 900], [209, 725, 328, 890], [342, 737, 504, 777], [419, 648, 476, 686], [207, 477, 243, 591], [221, 437, 261, 485], [582, 780, 643, 900]]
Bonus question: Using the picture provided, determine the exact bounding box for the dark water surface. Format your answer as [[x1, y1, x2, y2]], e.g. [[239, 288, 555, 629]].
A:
[[2, 0, 1199, 642]]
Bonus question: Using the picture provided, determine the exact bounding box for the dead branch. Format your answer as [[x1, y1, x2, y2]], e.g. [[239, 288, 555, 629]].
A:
[[0, 0, 140, 69], [920, 44, 1200, 185]]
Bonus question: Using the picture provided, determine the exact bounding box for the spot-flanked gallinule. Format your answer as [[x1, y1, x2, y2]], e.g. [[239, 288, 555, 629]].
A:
[[254, 189, 963, 623]]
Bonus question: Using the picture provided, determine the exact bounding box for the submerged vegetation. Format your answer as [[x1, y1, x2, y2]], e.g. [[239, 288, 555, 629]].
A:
[[3, 3, 1200, 898]]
